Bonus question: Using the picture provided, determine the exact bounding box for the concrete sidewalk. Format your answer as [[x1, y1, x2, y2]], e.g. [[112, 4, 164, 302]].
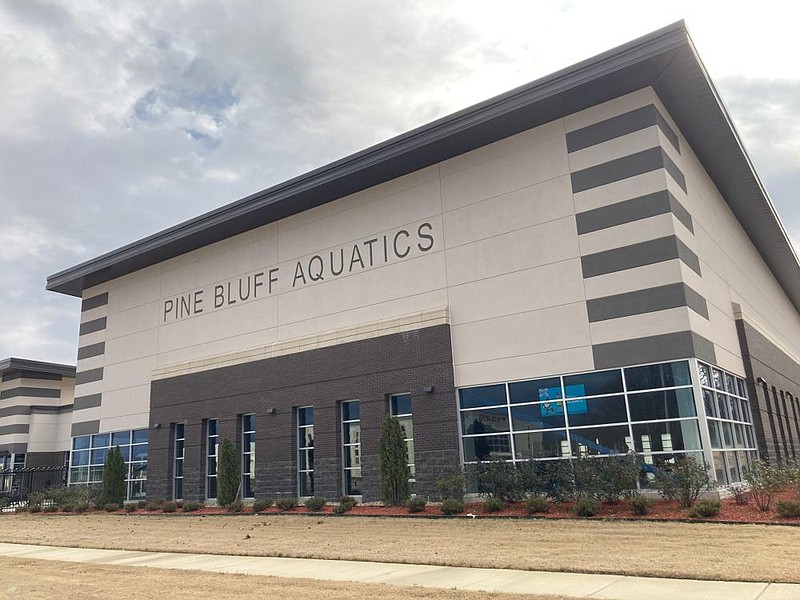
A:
[[0, 542, 796, 600]]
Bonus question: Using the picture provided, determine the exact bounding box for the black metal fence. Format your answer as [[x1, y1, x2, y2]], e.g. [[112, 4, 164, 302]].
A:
[[0, 467, 68, 504]]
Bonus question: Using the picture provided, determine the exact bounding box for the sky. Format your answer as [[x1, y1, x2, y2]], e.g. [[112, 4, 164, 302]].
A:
[[0, 0, 798, 365]]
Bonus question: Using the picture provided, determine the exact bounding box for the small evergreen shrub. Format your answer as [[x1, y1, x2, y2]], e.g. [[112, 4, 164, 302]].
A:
[[436, 472, 466, 502], [99, 446, 126, 506], [217, 438, 241, 508], [482, 497, 506, 513], [776, 500, 800, 518], [406, 497, 427, 513], [43, 505, 58, 513], [379, 416, 411, 505], [28, 505, 42, 513], [124, 503, 137, 513], [339, 496, 358, 510], [524, 496, 550, 514], [75, 503, 89, 514], [573, 497, 600, 517], [61, 504, 75, 513], [689, 499, 720, 518], [145, 501, 161, 511], [628, 494, 655, 515], [137, 500, 147, 509], [104, 503, 120, 512], [543, 460, 575, 502], [440, 499, 464, 515], [162, 501, 178, 513], [182, 501, 203, 512], [304, 496, 326, 511], [275, 497, 299, 511], [252, 498, 272, 512], [227, 499, 244, 513]]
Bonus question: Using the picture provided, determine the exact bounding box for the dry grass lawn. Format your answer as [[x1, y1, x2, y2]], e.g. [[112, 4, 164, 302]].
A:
[[0, 557, 581, 600], [0, 514, 798, 583]]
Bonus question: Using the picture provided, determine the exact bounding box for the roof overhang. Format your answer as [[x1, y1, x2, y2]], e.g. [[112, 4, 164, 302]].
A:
[[46, 21, 800, 314], [0, 357, 76, 378]]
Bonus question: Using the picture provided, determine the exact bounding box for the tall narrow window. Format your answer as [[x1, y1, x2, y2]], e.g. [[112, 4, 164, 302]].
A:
[[173, 423, 185, 500], [206, 419, 218, 500], [298, 407, 314, 497], [390, 394, 415, 489], [342, 400, 361, 496], [242, 414, 255, 499]]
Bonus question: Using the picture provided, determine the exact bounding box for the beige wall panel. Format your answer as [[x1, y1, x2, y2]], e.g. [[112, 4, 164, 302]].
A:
[[28, 413, 71, 453], [76, 354, 104, 373], [105, 303, 160, 340], [104, 330, 158, 365], [443, 175, 573, 249], [713, 345, 747, 378], [278, 181, 441, 262], [99, 385, 151, 422], [452, 301, 590, 366], [567, 126, 662, 171], [689, 305, 741, 363], [14, 379, 61, 391], [448, 258, 585, 325], [79, 304, 108, 324], [279, 166, 440, 235], [102, 265, 162, 314], [456, 346, 595, 388], [578, 213, 678, 256], [564, 88, 656, 132], [583, 259, 687, 300], [589, 307, 691, 345], [439, 119, 565, 178], [101, 357, 157, 395], [278, 251, 446, 325], [694, 263, 732, 319], [61, 378, 75, 404], [70, 406, 100, 425], [440, 135, 569, 213], [156, 327, 280, 367], [73, 380, 103, 398], [0, 434, 28, 446], [76, 329, 106, 348], [573, 170, 668, 213], [445, 216, 579, 287], [157, 295, 278, 354], [0, 415, 29, 426], [102, 412, 150, 434]]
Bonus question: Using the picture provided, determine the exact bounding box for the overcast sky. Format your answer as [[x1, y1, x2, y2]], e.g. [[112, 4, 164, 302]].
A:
[[1, 1, 798, 365]]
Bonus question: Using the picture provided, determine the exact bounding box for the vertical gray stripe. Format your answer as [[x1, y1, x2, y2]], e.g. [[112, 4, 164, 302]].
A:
[[75, 368, 103, 385], [570, 147, 686, 193], [566, 105, 679, 153], [74, 393, 102, 410], [575, 190, 693, 234], [581, 236, 700, 278], [586, 283, 708, 322], [71, 420, 100, 437], [77, 342, 105, 360], [593, 331, 716, 369], [82, 292, 109, 312], [79, 317, 107, 336]]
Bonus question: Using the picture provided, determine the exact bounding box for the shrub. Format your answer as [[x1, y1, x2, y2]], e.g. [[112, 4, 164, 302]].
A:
[[627, 493, 655, 515], [304, 496, 326, 511], [162, 501, 178, 513], [275, 497, 299, 511], [61, 504, 75, 513], [217, 438, 240, 508], [30, 485, 96, 510], [406, 497, 427, 513], [379, 416, 411, 505], [227, 499, 244, 513], [29, 505, 42, 513], [542, 460, 575, 502], [75, 503, 89, 514], [655, 456, 712, 508], [482, 497, 506, 513], [104, 503, 120, 512], [333, 496, 357, 515], [145, 501, 161, 512], [524, 496, 549, 514], [573, 497, 600, 517], [124, 503, 137, 513], [436, 472, 466, 502], [252, 498, 272, 512], [137, 500, 147, 509], [99, 446, 126, 506], [689, 499, 720, 518], [175, 501, 183, 510], [440, 499, 464, 515], [777, 500, 800, 518], [182, 501, 203, 512], [745, 461, 789, 512], [729, 482, 750, 505], [475, 459, 521, 502], [43, 505, 58, 513]]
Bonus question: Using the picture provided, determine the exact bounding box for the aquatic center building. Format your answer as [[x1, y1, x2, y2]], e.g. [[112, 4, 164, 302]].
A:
[[38, 22, 800, 501]]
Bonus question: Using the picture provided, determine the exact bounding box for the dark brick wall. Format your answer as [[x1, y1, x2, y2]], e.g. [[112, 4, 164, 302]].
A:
[[736, 319, 800, 463], [148, 324, 459, 502]]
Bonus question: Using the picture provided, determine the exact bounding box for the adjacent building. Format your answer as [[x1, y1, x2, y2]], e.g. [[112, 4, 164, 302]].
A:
[[39, 21, 800, 502]]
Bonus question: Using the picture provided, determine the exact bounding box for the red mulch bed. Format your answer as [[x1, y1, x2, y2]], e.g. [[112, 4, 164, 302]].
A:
[[49, 490, 800, 524]]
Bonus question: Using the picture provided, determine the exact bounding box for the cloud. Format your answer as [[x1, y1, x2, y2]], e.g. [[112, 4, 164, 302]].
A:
[[0, 216, 86, 261]]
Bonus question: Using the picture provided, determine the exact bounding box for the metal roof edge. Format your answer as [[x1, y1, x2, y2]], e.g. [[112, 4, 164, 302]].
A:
[[0, 357, 76, 377]]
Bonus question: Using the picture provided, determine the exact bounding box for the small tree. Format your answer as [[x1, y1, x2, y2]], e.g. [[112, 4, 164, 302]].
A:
[[99, 446, 126, 506], [655, 455, 712, 508], [379, 416, 410, 505], [217, 438, 240, 508]]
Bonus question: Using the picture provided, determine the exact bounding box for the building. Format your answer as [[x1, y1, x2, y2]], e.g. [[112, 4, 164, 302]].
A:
[[41, 21, 800, 502]]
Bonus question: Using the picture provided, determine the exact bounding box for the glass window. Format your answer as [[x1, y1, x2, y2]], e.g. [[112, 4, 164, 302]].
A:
[[703, 389, 716, 418], [510, 403, 566, 430], [698, 363, 711, 387], [628, 388, 697, 421], [708, 420, 723, 449], [564, 370, 623, 398], [460, 407, 510, 435], [390, 394, 415, 484], [508, 378, 562, 403], [69, 428, 149, 500], [111, 431, 131, 446], [462, 434, 512, 462], [712, 450, 727, 484], [206, 419, 219, 499], [342, 401, 361, 495], [632, 420, 701, 453], [71, 450, 89, 467], [390, 393, 412, 416], [133, 429, 149, 444], [624, 361, 691, 391], [298, 407, 314, 497], [242, 414, 255, 499], [565, 395, 627, 427], [716, 393, 730, 419], [91, 433, 110, 448], [568, 424, 631, 456], [712, 368, 724, 390], [72, 436, 90, 451], [513, 431, 568, 459], [173, 423, 185, 500], [459, 385, 506, 409]]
